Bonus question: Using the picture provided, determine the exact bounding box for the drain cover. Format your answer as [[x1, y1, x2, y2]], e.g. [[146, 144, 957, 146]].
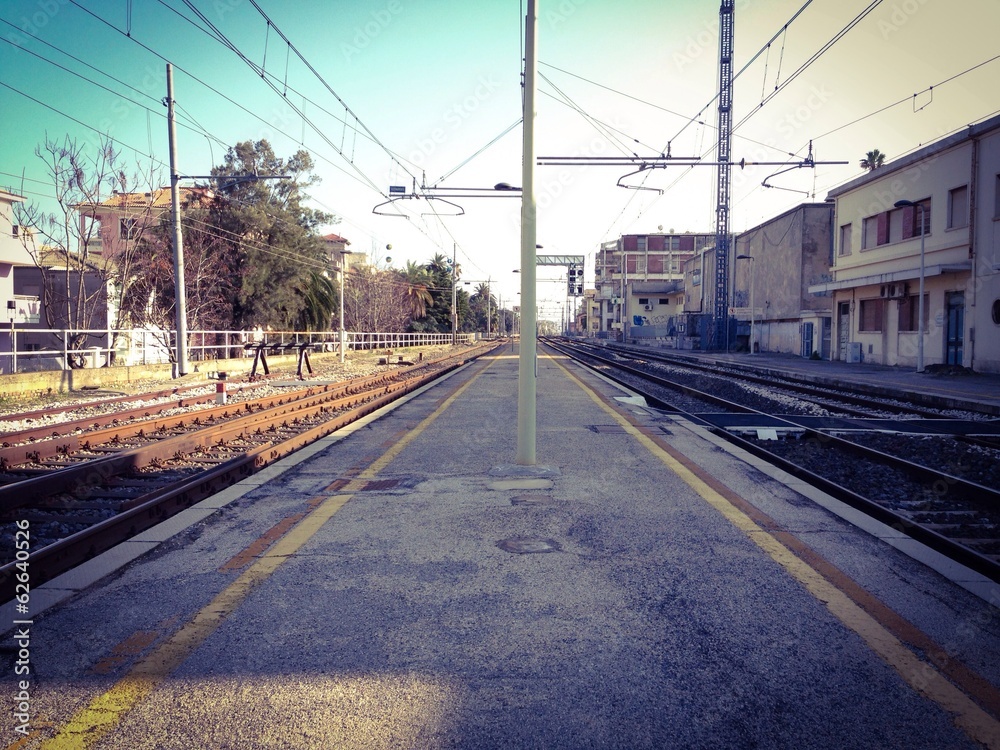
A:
[[511, 495, 554, 506], [497, 537, 561, 554], [587, 424, 627, 434]]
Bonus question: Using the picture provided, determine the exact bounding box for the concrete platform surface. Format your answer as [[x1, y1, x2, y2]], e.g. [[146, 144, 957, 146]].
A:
[[4, 344, 1000, 749]]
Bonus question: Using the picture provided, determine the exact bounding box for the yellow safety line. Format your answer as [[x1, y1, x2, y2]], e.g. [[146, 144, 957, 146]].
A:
[[40, 355, 497, 750], [550, 354, 1000, 749]]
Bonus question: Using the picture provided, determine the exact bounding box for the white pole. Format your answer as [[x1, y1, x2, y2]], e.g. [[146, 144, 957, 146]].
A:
[[166, 64, 189, 376], [451, 242, 457, 345], [339, 250, 347, 363], [749, 257, 755, 354], [516, 0, 538, 466], [917, 203, 925, 373]]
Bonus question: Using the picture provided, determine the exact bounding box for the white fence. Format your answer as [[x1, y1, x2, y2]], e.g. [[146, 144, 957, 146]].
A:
[[0, 327, 477, 374]]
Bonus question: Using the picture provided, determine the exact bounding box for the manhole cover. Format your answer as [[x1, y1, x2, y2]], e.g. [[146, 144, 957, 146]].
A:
[[587, 424, 627, 434], [511, 495, 554, 506], [497, 537, 561, 554]]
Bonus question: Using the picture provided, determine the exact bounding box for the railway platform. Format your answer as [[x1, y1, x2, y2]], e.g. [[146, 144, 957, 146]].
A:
[[654, 346, 1000, 415], [4, 343, 1000, 749]]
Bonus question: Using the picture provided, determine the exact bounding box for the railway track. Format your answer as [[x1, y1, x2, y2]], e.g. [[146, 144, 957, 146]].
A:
[[0, 343, 499, 602], [547, 338, 1000, 583]]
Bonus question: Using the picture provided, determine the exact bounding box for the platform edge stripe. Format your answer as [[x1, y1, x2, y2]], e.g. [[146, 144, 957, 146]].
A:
[[550, 355, 1000, 749], [37, 355, 497, 749]]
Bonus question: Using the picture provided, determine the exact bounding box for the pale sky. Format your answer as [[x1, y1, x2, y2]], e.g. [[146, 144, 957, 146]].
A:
[[2, 0, 997, 318]]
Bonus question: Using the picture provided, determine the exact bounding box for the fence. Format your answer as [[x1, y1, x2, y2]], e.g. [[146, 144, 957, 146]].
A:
[[0, 327, 477, 375]]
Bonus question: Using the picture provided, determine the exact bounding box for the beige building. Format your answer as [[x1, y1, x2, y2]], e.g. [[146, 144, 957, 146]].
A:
[[811, 114, 1000, 373], [595, 232, 714, 340]]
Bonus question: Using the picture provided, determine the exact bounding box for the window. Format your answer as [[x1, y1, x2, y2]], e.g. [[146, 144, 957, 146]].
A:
[[658, 298, 669, 304], [120, 218, 139, 240], [948, 186, 969, 229], [859, 299, 885, 332], [862, 216, 880, 249], [839, 223, 852, 256], [913, 200, 931, 236], [898, 294, 928, 332], [889, 208, 903, 243], [638, 298, 649, 305]]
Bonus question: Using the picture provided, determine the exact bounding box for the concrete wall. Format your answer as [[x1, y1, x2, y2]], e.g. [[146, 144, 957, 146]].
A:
[[972, 127, 1000, 373]]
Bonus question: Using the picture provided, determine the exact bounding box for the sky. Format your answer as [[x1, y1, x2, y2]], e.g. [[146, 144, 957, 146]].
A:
[[2, 0, 998, 320]]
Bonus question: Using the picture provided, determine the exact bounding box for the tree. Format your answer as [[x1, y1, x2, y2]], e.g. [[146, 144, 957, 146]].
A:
[[860, 149, 886, 172], [207, 140, 336, 330], [412, 252, 458, 333], [342, 260, 407, 335], [469, 282, 497, 333], [292, 270, 337, 331], [399, 261, 434, 322]]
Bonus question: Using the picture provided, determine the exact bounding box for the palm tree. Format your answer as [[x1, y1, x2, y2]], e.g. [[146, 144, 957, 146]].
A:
[[400, 261, 434, 320], [292, 270, 337, 331], [860, 149, 886, 172]]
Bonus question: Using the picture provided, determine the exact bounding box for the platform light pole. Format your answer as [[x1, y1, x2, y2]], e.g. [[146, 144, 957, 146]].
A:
[[736, 254, 755, 354], [451, 242, 457, 345], [338, 248, 353, 363], [894, 199, 926, 373], [517, 0, 538, 466]]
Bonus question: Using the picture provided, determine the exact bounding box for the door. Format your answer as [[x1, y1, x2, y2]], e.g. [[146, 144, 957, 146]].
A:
[[837, 302, 851, 360], [800, 322, 814, 358], [820, 317, 832, 360], [945, 292, 965, 365]]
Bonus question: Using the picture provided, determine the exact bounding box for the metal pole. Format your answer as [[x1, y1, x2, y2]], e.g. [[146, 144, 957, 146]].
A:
[[487, 276, 491, 340], [451, 242, 457, 345], [917, 203, 925, 373], [749, 257, 755, 354], [339, 250, 347, 363], [166, 64, 189, 376], [516, 0, 538, 466]]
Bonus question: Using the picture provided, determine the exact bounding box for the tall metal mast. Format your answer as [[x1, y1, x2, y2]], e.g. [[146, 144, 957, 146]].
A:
[[713, 0, 735, 349]]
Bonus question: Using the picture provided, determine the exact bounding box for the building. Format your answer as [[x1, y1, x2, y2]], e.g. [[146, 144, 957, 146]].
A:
[[594, 232, 714, 340], [810, 114, 1000, 373], [732, 203, 835, 357], [1, 189, 36, 373], [79, 186, 214, 259]]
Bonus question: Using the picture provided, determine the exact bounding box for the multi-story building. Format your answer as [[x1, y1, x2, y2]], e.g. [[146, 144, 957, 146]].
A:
[[594, 232, 714, 340], [78, 186, 214, 258], [732, 203, 835, 356], [1, 189, 36, 373], [810, 114, 1000, 373]]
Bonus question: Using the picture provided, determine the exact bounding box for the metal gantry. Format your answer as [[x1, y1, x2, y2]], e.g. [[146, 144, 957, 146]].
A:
[[712, 0, 735, 350]]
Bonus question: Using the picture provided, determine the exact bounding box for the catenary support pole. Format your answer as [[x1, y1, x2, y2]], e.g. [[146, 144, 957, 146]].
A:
[[166, 64, 189, 376], [516, 0, 538, 466]]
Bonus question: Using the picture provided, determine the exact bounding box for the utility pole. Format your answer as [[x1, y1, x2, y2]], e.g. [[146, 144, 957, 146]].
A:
[[451, 242, 457, 345], [516, 0, 538, 466], [166, 64, 189, 376]]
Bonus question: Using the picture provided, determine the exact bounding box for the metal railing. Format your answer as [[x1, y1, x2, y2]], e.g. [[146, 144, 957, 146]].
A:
[[0, 327, 477, 375]]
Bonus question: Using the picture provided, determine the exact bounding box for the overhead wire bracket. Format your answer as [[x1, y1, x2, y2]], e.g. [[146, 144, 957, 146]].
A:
[[372, 177, 521, 217]]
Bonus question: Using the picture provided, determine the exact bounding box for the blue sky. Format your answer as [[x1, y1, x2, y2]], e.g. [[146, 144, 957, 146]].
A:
[[2, 0, 998, 315]]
